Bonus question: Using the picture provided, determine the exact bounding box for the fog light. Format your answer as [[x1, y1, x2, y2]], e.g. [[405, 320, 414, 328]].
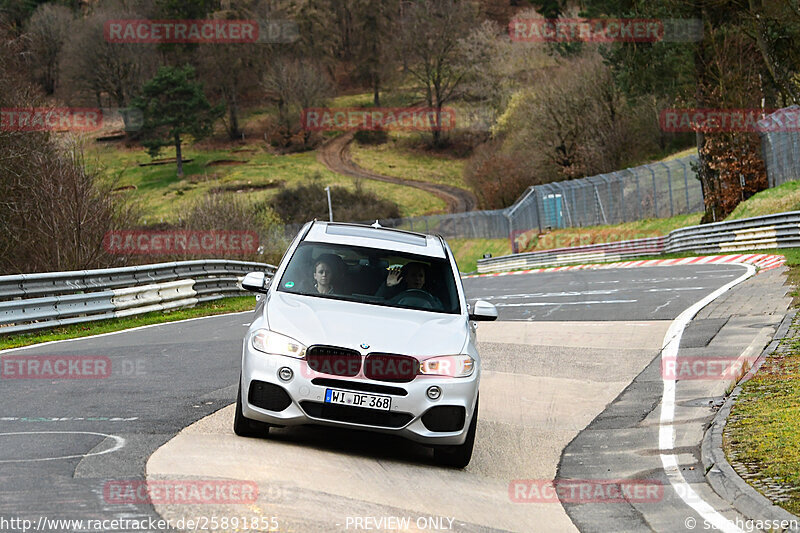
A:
[[278, 367, 293, 381], [426, 386, 442, 400]]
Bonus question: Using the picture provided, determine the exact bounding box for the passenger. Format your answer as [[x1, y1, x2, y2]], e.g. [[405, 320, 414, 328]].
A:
[[312, 256, 338, 294]]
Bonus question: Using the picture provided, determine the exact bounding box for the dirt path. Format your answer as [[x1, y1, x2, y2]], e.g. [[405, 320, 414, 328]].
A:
[[317, 132, 477, 213]]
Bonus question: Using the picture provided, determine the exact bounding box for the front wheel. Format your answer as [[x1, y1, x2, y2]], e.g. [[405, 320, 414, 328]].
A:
[[233, 378, 271, 438], [433, 396, 478, 468]]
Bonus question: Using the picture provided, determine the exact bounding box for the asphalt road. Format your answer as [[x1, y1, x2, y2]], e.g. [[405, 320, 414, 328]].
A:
[[464, 265, 749, 321], [0, 263, 757, 532]]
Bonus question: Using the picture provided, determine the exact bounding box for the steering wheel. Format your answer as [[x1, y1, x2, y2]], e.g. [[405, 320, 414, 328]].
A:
[[394, 289, 438, 309]]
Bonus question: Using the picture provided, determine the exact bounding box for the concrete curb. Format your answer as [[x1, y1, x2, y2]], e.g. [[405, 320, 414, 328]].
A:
[[701, 309, 800, 531]]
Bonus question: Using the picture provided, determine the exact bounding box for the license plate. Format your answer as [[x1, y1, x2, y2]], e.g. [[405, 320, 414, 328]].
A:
[[324, 388, 391, 411]]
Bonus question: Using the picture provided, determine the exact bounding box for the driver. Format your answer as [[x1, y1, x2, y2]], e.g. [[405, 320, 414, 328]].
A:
[[376, 262, 442, 309]]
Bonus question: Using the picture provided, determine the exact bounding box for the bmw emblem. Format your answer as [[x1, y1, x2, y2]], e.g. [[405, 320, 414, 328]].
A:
[[360, 343, 370, 350]]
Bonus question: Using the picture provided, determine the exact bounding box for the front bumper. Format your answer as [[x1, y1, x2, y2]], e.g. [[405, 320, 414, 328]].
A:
[[241, 345, 479, 446]]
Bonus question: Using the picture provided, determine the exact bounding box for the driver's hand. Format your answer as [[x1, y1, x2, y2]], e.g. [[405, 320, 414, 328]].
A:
[[386, 267, 402, 287]]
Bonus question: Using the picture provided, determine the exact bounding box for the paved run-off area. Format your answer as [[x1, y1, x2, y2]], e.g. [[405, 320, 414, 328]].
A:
[[148, 320, 672, 532]]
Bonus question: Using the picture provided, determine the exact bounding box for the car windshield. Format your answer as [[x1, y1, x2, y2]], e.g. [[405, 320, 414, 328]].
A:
[[276, 241, 460, 314]]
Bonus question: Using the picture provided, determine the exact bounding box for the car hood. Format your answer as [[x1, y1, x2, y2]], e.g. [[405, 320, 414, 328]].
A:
[[266, 292, 468, 356]]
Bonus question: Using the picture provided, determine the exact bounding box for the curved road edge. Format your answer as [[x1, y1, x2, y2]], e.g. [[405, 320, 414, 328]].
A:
[[556, 264, 793, 532], [701, 309, 800, 530]]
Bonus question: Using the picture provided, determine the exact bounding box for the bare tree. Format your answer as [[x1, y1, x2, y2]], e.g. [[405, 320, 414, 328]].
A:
[[60, 4, 158, 132], [261, 55, 333, 136], [195, 1, 295, 140], [396, 0, 481, 146], [24, 3, 73, 94], [351, 0, 399, 105], [1, 26, 140, 274], [499, 55, 647, 178], [197, 41, 265, 140]]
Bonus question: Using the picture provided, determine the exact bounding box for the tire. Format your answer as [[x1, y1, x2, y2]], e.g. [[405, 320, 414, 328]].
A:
[[433, 396, 478, 468], [233, 378, 270, 438]]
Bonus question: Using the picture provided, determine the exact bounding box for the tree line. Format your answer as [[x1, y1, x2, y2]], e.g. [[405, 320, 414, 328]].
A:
[[2, 0, 799, 274]]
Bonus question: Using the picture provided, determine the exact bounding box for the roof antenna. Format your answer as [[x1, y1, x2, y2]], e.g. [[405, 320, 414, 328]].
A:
[[371, 220, 382, 228]]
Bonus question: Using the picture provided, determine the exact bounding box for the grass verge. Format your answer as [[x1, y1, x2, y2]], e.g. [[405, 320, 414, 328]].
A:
[[515, 213, 703, 253], [448, 238, 511, 273], [0, 296, 256, 351], [727, 180, 800, 220], [724, 309, 800, 515], [721, 247, 800, 515]]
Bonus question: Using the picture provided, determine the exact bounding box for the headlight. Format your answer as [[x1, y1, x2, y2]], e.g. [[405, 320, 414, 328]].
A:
[[419, 355, 475, 378], [251, 329, 306, 358]]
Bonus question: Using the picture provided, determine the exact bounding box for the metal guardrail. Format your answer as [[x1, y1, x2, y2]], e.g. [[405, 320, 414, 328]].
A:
[[665, 211, 800, 254], [477, 236, 665, 273], [476, 211, 800, 273], [0, 260, 276, 335]]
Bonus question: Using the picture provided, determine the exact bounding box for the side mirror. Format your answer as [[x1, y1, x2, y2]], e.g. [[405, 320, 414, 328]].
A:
[[241, 271, 269, 294], [469, 300, 498, 321]]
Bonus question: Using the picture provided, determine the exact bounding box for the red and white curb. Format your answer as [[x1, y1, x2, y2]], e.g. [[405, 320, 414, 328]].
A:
[[465, 254, 786, 279]]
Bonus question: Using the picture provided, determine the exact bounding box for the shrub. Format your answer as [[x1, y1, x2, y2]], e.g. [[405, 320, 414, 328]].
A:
[[0, 29, 140, 274], [353, 130, 388, 145], [699, 132, 767, 222], [463, 139, 536, 209], [176, 193, 288, 265], [269, 178, 401, 224]]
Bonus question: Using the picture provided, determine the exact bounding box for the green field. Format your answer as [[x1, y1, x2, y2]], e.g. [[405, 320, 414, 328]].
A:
[[350, 133, 469, 190], [90, 142, 444, 220]]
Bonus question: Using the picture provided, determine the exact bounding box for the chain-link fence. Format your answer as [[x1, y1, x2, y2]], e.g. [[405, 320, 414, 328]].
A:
[[759, 105, 800, 188], [356, 154, 701, 245], [507, 155, 702, 236]]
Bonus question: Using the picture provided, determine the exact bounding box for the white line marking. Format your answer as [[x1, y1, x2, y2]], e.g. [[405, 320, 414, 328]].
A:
[[494, 300, 637, 307], [486, 290, 619, 300], [0, 417, 138, 422], [651, 300, 673, 315], [0, 431, 125, 463], [658, 263, 755, 533], [645, 287, 709, 292]]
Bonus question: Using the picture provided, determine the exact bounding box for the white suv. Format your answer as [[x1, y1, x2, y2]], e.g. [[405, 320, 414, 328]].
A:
[[235, 221, 497, 467]]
